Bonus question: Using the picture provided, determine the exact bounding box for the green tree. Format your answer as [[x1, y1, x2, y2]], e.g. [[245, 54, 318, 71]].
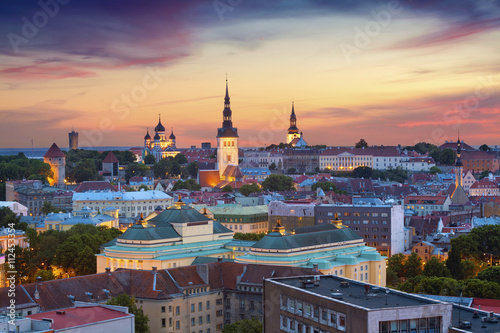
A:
[[137, 184, 150, 191], [221, 185, 233, 192], [239, 183, 261, 197], [423, 257, 450, 277], [222, 317, 263, 333], [446, 247, 463, 280], [386, 267, 400, 286], [143, 154, 156, 165], [174, 154, 188, 165], [0, 182, 5, 201], [28, 159, 54, 183], [35, 269, 55, 281], [107, 294, 150, 333], [479, 170, 490, 180], [186, 162, 199, 178], [479, 144, 491, 152], [172, 179, 201, 191], [388, 253, 406, 278], [74, 245, 97, 276], [405, 252, 423, 278], [70, 159, 100, 182], [352, 166, 372, 178], [125, 163, 149, 182], [429, 166, 442, 175], [261, 174, 294, 192], [461, 259, 480, 280], [269, 162, 277, 170], [440, 148, 456, 165], [0, 206, 21, 229], [40, 201, 59, 215], [287, 167, 296, 174], [355, 138, 368, 148], [311, 181, 346, 194], [477, 266, 500, 285]]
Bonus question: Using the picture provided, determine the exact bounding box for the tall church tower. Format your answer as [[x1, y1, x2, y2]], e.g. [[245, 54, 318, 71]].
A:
[[43, 143, 66, 187], [216, 78, 239, 175], [286, 102, 301, 144], [455, 134, 463, 188]]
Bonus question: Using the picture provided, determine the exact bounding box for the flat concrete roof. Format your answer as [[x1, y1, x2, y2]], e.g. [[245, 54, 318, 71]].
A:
[[269, 275, 441, 310]]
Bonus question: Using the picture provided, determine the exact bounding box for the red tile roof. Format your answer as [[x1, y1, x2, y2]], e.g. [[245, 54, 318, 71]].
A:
[[470, 178, 499, 189], [28, 306, 131, 330], [439, 141, 476, 151], [75, 181, 118, 193], [44, 143, 65, 158], [102, 151, 119, 163]]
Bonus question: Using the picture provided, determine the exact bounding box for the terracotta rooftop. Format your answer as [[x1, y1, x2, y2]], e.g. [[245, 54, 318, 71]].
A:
[[102, 151, 120, 163], [28, 305, 132, 330], [43, 143, 65, 158], [74, 181, 117, 193]]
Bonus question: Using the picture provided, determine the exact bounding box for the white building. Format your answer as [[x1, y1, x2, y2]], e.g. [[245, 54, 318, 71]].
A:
[[72, 190, 173, 218], [400, 157, 436, 172], [0, 201, 28, 216]]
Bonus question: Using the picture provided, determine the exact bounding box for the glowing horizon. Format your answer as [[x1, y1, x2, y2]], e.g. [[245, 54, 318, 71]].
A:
[[1, 0, 499, 149]]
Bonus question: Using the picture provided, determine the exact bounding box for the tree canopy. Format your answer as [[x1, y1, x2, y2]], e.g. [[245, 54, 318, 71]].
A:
[[261, 174, 294, 191], [222, 317, 263, 333], [355, 138, 368, 148], [107, 294, 150, 333], [239, 183, 262, 197]]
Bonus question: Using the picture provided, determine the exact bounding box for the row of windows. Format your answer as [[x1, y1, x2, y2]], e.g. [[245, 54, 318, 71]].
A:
[[379, 317, 441, 333], [281, 296, 346, 331], [342, 220, 388, 225]]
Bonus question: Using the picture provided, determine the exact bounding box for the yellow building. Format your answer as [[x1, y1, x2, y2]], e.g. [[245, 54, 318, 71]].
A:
[[236, 221, 387, 286], [96, 198, 236, 273]]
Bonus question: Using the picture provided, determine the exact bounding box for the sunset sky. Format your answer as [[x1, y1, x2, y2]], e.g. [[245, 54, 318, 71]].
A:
[[1, 0, 499, 149]]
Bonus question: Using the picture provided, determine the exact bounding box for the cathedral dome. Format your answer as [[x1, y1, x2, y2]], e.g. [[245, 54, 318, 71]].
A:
[[154, 132, 160, 140], [144, 130, 151, 141], [155, 116, 165, 132], [169, 129, 176, 140]]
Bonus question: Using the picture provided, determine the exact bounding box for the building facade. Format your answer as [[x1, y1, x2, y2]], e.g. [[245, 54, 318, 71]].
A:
[[17, 188, 54, 216], [236, 222, 387, 286], [268, 201, 316, 230], [96, 200, 236, 273], [315, 203, 406, 256], [72, 190, 173, 218], [263, 275, 452, 333], [283, 148, 320, 173]]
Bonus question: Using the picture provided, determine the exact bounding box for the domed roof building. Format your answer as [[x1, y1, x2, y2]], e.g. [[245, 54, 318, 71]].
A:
[[142, 115, 179, 162], [96, 197, 241, 272]]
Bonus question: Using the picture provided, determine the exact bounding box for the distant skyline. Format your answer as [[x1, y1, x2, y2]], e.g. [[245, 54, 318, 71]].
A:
[[1, 0, 499, 149]]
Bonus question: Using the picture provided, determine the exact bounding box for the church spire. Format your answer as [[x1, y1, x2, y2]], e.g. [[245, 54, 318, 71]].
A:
[[222, 77, 233, 128]]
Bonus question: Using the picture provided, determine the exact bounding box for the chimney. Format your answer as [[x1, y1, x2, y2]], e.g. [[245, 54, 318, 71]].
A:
[[217, 257, 222, 262], [152, 266, 157, 274], [196, 264, 209, 284], [36, 276, 42, 285], [312, 264, 319, 273], [34, 285, 40, 300], [105, 267, 111, 275]]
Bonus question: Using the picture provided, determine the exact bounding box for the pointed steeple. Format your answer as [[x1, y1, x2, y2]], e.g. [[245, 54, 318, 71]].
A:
[[222, 77, 233, 128], [288, 101, 299, 133], [155, 114, 165, 132], [217, 76, 238, 138], [456, 131, 462, 167], [144, 128, 151, 141]]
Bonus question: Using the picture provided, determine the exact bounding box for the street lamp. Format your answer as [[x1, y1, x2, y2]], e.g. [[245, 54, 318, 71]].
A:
[[484, 253, 493, 266]]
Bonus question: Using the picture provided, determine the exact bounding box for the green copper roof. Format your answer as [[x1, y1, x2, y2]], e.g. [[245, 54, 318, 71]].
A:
[[213, 221, 233, 234], [150, 205, 211, 226], [252, 226, 362, 250], [118, 223, 181, 241]]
